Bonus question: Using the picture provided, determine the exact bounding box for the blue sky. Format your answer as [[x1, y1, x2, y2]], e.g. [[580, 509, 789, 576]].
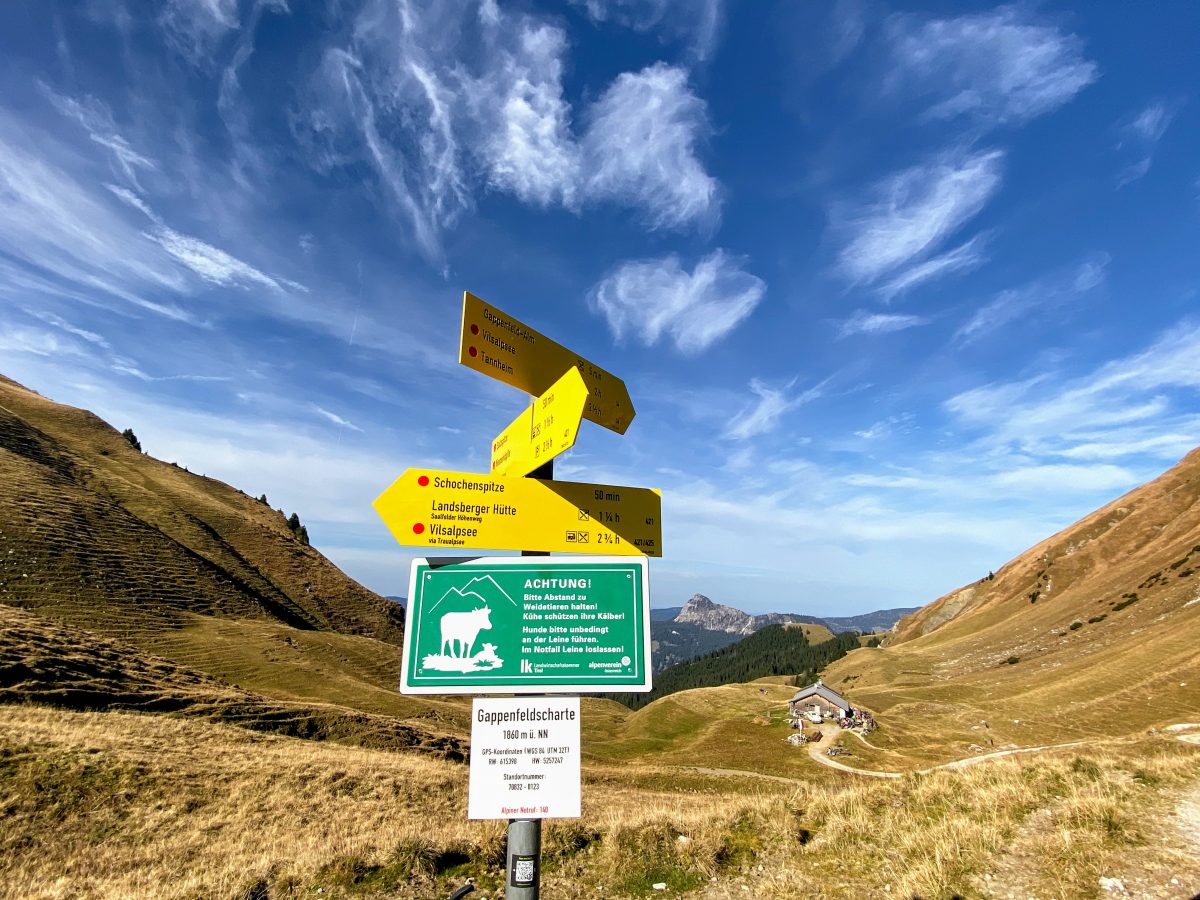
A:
[[1, 1, 1197, 615]]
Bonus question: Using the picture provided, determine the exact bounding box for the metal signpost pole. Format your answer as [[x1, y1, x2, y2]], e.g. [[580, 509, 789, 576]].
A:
[[377, 294, 658, 899], [506, 457, 552, 900]]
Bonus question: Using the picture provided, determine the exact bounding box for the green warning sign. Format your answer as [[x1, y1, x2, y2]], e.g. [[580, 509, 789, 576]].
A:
[[400, 556, 651, 694]]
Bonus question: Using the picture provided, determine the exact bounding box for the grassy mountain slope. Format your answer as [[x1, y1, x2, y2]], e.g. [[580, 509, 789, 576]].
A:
[[0, 374, 402, 642], [821, 448, 1200, 763], [0, 603, 466, 756], [0, 376, 476, 737], [617, 623, 855, 711]]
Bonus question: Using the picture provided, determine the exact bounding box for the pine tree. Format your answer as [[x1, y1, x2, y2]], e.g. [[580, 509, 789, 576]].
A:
[[608, 626, 861, 710], [121, 428, 142, 452]]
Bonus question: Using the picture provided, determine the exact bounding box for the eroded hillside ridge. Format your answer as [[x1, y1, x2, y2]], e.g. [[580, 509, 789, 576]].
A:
[[890, 447, 1200, 645], [0, 375, 402, 643], [0, 603, 461, 757]]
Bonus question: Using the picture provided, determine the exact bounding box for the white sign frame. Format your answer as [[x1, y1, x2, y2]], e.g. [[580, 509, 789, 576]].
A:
[[468, 696, 581, 820]]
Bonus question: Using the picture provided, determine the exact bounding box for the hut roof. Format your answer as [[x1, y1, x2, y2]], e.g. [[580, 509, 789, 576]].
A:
[[788, 681, 851, 710]]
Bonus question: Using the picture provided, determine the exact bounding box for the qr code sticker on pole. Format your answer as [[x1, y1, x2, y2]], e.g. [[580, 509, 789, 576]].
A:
[[512, 855, 536, 887]]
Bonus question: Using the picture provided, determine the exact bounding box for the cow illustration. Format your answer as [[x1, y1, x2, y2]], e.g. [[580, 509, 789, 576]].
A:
[[439, 606, 493, 658]]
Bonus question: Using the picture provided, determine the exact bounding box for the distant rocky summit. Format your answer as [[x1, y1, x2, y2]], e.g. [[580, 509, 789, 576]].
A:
[[674, 594, 811, 634], [672, 594, 917, 636], [651, 594, 916, 673]]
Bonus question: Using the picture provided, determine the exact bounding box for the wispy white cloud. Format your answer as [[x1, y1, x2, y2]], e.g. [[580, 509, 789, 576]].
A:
[[105, 183, 161, 222], [843, 471, 929, 489], [300, 6, 719, 259], [990, 463, 1136, 494], [217, 0, 291, 189], [0, 325, 82, 358], [0, 107, 299, 329], [853, 413, 913, 441], [877, 234, 989, 299], [160, 0, 242, 65], [818, 0, 865, 70], [887, 6, 1098, 125], [1054, 432, 1200, 462], [835, 147, 1004, 284], [838, 310, 929, 338], [303, 13, 469, 261], [466, 17, 579, 207], [589, 250, 764, 354], [112, 360, 233, 383], [313, 404, 364, 432], [582, 63, 719, 230], [150, 227, 283, 290], [725, 378, 823, 441], [572, 0, 723, 62], [0, 124, 194, 319], [843, 461, 1138, 498], [468, 20, 718, 225], [955, 252, 1108, 344], [1125, 102, 1175, 144], [1116, 101, 1179, 186], [39, 83, 158, 187], [27, 310, 112, 350], [43, 75, 298, 295], [5, 311, 229, 387], [945, 317, 1200, 460]]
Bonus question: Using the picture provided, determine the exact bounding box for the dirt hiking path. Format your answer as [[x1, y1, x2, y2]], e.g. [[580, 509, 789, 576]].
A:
[[678, 723, 1200, 783]]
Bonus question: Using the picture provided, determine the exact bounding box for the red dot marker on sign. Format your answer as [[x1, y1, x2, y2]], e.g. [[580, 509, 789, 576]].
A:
[[412, 523, 425, 535], [468, 346, 478, 358], [470, 324, 479, 335], [418, 475, 429, 487]]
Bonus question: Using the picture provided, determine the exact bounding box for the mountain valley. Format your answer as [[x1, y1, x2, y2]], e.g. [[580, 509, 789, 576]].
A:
[[2, 376, 1198, 898]]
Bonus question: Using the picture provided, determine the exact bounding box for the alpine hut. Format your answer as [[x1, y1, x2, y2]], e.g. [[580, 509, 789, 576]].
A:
[[788, 680, 851, 722]]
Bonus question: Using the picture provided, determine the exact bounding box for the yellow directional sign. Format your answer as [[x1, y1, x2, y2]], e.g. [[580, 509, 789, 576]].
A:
[[373, 468, 662, 556], [459, 291, 635, 435], [491, 367, 588, 478]]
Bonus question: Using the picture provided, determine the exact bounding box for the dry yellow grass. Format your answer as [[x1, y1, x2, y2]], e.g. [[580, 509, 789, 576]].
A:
[[0, 704, 485, 900], [3, 704, 1197, 900], [816, 449, 1200, 765]]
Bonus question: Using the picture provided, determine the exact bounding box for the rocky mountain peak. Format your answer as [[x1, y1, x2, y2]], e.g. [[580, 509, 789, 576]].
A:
[[675, 594, 756, 634]]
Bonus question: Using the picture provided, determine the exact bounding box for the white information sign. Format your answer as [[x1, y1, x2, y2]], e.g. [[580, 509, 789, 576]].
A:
[[468, 696, 581, 820]]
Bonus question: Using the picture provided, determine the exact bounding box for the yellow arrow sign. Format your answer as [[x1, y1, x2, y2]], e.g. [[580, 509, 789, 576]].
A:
[[459, 291, 635, 435], [491, 367, 588, 477], [373, 468, 662, 556]]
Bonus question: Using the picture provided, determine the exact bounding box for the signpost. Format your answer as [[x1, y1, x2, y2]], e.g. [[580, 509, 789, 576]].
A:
[[375, 289, 661, 899], [459, 291, 635, 434], [400, 556, 651, 694], [468, 696, 582, 820], [373, 468, 662, 556], [491, 367, 589, 477]]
